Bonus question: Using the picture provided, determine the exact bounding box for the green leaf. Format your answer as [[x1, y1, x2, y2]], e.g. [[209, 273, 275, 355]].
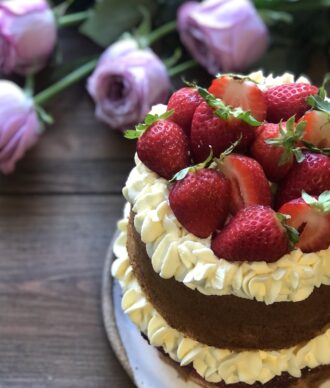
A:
[[306, 95, 330, 114], [124, 110, 174, 140], [170, 149, 214, 182], [277, 212, 299, 247], [185, 81, 262, 127], [35, 105, 54, 126], [302, 190, 330, 213], [80, 0, 156, 47], [302, 140, 330, 156], [318, 73, 330, 99]]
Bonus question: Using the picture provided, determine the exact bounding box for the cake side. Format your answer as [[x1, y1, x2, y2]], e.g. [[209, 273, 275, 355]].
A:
[[127, 211, 330, 350], [112, 216, 330, 386]]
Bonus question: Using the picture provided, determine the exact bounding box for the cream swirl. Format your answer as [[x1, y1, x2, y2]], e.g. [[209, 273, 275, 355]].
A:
[[112, 219, 330, 385], [123, 155, 330, 304]]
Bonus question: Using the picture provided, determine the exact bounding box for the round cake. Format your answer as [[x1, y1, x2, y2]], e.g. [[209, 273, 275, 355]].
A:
[[112, 71, 330, 387]]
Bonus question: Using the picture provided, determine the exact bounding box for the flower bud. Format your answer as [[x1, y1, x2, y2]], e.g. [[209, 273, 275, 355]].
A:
[[177, 0, 269, 74], [0, 0, 57, 75], [87, 38, 170, 130], [0, 81, 41, 174]]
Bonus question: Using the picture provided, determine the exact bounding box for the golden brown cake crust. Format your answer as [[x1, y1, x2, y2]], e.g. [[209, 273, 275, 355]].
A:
[[128, 212, 330, 350]]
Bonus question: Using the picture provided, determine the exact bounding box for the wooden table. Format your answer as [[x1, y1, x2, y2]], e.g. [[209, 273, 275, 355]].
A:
[[0, 31, 134, 388]]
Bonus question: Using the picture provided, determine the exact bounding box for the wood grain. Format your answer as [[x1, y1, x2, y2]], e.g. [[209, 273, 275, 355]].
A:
[[0, 29, 134, 388]]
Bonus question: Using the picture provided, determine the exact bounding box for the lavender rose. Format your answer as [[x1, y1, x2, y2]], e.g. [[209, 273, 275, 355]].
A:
[[177, 0, 269, 74], [0, 0, 57, 75], [0, 81, 41, 174], [87, 38, 171, 130]]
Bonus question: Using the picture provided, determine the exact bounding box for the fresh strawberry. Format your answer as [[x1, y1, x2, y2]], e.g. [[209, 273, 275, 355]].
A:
[[208, 75, 267, 121], [169, 168, 230, 238], [211, 205, 294, 262], [276, 152, 330, 208], [125, 111, 191, 180], [167, 87, 203, 135], [299, 110, 330, 148], [190, 101, 255, 163], [218, 153, 272, 214], [265, 83, 318, 123], [279, 191, 330, 253], [250, 117, 306, 182]]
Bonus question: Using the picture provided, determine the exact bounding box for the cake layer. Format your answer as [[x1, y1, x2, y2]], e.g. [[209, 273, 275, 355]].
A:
[[112, 216, 330, 385], [123, 152, 330, 304], [128, 212, 330, 350]]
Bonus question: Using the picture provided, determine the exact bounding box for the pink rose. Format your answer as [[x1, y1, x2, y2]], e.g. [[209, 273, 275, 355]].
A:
[[87, 38, 170, 130], [0, 0, 57, 75], [0, 81, 41, 174], [177, 0, 269, 74]]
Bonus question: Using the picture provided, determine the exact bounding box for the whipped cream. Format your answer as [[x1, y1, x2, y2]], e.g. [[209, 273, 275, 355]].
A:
[[112, 219, 330, 385], [123, 156, 330, 304]]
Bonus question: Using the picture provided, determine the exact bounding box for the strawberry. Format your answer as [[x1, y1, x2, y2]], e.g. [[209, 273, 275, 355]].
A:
[[190, 101, 255, 163], [218, 153, 272, 214], [299, 110, 330, 148], [208, 75, 267, 121], [250, 118, 306, 182], [125, 111, 191, 180], [279, 191, 330, 253], [167, 87, 203, 135], [276, 152, 330, 208], [211, 205, 295, 262], [169, 168, 230, 238], [265, 83, 318, 123]]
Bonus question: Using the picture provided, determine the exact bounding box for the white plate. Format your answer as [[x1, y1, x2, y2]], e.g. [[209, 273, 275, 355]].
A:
[[102, 233, 330, 388]]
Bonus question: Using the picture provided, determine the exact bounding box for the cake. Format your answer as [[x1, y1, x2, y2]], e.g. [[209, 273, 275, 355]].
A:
[[111, 71, 330, 387]]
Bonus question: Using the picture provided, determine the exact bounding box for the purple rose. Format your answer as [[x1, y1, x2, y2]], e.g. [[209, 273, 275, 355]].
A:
[[0, 81, 41, 174], [0, 0, 57, 75], [87, 39, 171, 130], [177, 0, 269, 74]]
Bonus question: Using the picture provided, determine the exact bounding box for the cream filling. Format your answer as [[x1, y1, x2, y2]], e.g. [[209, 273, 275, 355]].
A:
[[112, 217, 330, 385], [123, 155, 330, 304]]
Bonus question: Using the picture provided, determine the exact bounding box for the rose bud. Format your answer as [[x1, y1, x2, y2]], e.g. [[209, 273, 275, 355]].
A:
[[87, 38, 170, 130], [0, 80, 41, 174], [0, 0, 57, 75], [177, 0, 269, 74]]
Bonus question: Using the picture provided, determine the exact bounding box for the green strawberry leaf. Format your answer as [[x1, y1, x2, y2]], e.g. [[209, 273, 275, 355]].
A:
[[302, 190, 330, 214], [170, 149, 213, 182], [277, 212, 300, 247], [318, 73, 330, 99], [306, 95, 330, 114], [265, 118, 307, 164], [184, 81, 262, 127], [302, 140, 330, 156], [124, 109, 174, 139]]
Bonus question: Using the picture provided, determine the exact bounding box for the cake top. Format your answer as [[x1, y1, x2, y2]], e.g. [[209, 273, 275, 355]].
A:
[[123, 71, 330, 304]]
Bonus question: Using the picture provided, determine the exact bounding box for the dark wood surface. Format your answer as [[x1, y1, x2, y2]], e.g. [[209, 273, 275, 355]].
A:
[[0, 31, 135, 388]]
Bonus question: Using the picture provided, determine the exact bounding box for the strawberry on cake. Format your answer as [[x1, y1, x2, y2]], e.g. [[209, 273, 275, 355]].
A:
[[112, 71, 330, 387]]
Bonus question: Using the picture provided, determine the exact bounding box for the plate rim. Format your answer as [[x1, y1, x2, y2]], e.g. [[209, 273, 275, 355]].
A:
[[102, 232, 136, 384]]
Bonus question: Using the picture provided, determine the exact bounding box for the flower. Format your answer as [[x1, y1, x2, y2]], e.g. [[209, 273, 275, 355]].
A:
[[0, 0, 57, 75], [87, 38, 171, 130], [0, 80, 41, 174], [177, 0, 269, 74]]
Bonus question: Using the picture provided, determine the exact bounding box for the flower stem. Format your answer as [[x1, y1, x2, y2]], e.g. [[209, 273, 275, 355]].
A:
[[145, 20, 177, 46], [168, 60, 198, 77], [24, 75, 35, 98], [58, 11, 90, 28], [34, 58, 98, 106]]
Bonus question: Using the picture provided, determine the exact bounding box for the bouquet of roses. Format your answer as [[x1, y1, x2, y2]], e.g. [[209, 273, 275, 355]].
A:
[[0, 0, 329, 174]]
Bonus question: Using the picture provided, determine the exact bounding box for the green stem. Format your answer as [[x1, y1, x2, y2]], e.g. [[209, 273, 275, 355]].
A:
[[24, 75, 35, 98], [145, 20, 177, 46], [34, 58, 98, 106], [58, 11, 90, 28], [168, 60, 198, 77]]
